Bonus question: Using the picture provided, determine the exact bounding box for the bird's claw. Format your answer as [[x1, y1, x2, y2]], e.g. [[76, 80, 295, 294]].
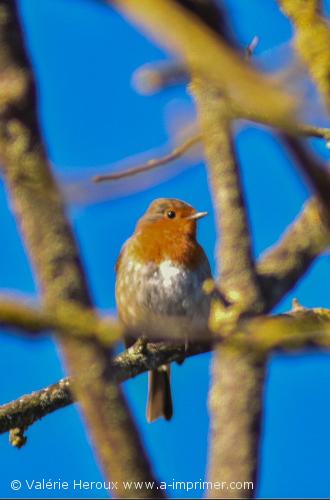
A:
[[176, 336, 189, 365], [133, 336, 148, 355]]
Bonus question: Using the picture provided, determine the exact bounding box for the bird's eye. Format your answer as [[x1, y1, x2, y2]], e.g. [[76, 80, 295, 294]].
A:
[[167, 210, 176, 219]]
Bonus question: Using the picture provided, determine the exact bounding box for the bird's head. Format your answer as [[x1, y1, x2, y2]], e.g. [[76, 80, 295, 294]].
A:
[[136, 198, 208, 240]]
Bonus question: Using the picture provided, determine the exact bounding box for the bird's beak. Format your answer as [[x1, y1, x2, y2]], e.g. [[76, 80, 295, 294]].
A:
[[186, 211, 208, 220]]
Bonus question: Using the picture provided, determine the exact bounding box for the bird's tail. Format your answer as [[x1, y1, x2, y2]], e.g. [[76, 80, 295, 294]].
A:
[[147, 365, 173, 422]]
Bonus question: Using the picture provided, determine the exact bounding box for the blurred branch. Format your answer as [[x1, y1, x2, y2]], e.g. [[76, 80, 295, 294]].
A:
[[192, 81, 263, 309], [258, 121, 330, 313], [93, 134, 200, 182], [245, 35, 259, 59], [0, 67, 29, 107], [0, 297, 122, 344], [281, 135, 330, 219], [112, 0, 297, 128], [0, 2, 160, 497], [91, 120, 330, 186], [258, 199, 330, 311], [2, 306, 330, 443], [296, 123, 330, 142], [132, 61, 189, 95], [207, 350, 264, 499], [278, 0, 330, 111], [191, 78, 265, 497]]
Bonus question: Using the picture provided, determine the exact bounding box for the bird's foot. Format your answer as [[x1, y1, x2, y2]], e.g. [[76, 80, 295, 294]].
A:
[[133, 336, 148, 355], [176, 336, 189, 365]]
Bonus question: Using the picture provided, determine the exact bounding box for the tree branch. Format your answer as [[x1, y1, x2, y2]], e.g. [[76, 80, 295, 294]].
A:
[[0, 2, 160, 497], [0, 297, 122, 344], [90, 120, 330, 186], [132, 61, 189, 95], [190, 72, 265, 496], [281, 135, 330, 219], [258, 198, 330, 311], [207, 350, 264, 499], [191, 81, 263, 310], [278, 0, 330, 111], [93, 134, 200, 182], [112, 0, 297, 129], [2, 307, 329, 444]]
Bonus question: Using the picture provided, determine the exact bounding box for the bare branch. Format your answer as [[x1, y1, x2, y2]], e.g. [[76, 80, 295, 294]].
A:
[[2, 307, 329, 445], [93, 134, 200, 182], [0, 2, 160, 496], [208, 350, 265, 499], [132, 61, 189, 95], [0, 296, 122, 344], [278, 0, 330, 111], [190, 75, 265, 497], [192, 81, 264, 310], [0, 342, 208, 437], [0, 378, 73, 437], [245, 35, 259, 60], [281, 135, 330, 218], [258, 199, 330, 311], [112, 0, 297, 129], [295, 123, 330, 142], [92, 122, 330, 186]]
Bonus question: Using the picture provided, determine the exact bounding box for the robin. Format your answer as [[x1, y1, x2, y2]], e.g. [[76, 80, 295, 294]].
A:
[[115, 198, 211, 422]]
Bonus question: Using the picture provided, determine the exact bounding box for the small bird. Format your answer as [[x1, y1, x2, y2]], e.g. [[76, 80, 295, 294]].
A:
[[115, 198, 211, 422]]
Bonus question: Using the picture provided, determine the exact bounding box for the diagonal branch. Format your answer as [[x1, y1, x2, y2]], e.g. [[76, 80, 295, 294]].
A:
[[281, 135, 330, 219], [90, 123, 330, 185], [112, 0, 297, 129], [258, 198, 330, 311], [278, 0, 330, 111], [0, 2, 160, 497], [93, 134, 200, 182]]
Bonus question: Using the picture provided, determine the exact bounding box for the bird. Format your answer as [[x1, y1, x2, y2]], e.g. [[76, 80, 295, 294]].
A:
[[115, 198, 212, 422]]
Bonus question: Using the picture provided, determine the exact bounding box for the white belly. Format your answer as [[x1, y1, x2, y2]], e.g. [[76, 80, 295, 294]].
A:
[[116, 258, 211, 330]]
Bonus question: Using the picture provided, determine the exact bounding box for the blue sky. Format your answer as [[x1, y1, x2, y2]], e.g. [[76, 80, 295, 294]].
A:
[[0, 0, 329, 498]]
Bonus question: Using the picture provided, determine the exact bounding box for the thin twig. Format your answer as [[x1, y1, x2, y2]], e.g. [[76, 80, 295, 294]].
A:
[[93, 134, 200, 182], [93, 121, 330, 184], [245, 35, 259, 60]]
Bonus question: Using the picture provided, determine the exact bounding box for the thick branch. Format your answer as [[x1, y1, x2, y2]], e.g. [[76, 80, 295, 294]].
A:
[[112, 0, 297, 129], [0, 3, 159, 497], [0, 297, 122, 344], [2, 308, 329, 443], [278, 0, 330, 111], [190, 76, 265, 497], [258, 198, 330, 310], [208, 350, 265, 499], [191, 81, 263, 310], [0, 342, 207, 435]]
